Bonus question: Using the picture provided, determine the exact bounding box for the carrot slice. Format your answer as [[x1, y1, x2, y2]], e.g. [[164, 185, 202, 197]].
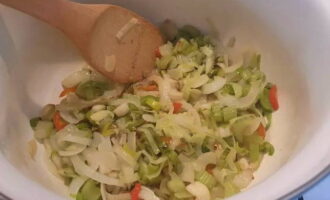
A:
[[53, 111, 67, 131], [138, 84, 158, 91], [161, 136, 172, 145], [130, 183, 142, 200], [269, 85, 279, 111], [59, 87, 76, 97], [257, 123, 266, 139], [173, 102, 182, 114]]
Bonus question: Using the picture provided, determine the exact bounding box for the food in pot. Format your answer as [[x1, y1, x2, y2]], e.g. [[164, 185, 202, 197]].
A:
[[30, 21, 278, 200]]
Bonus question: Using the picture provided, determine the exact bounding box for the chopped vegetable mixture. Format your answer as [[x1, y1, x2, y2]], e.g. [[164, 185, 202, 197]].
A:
[[30, 21, 278, 200]]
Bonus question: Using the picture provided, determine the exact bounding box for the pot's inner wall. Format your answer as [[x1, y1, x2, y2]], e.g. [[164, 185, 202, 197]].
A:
[[1, 0, 328, 198]]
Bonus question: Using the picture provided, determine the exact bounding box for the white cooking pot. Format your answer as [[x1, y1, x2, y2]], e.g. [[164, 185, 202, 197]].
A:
[[0, 0, 329, 200]]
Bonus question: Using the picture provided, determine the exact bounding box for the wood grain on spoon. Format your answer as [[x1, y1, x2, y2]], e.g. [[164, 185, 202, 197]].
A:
[[0, 0, 164, 83]]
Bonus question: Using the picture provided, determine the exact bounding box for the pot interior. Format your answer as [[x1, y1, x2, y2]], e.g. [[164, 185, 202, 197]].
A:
[[0, 1, 329, 199]]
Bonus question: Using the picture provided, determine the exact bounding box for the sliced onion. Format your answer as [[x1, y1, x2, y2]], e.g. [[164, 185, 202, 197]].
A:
[[232, 170, 254, 189], [202, 77, 226, 94], [91, 104, 106, 112], [101, 184, 130, 200], [59, 111, 83, 124], [127, 131, 136, 151], [113, 143, 136, 167], [90, 110, 112, 123], [168, 90, 184, 101], [190, 75, 209, 89], [103, 86, 125, 99], [193, 152, 218, 171], [142, 114, 156, 123], [216, 82, 263, 109], [83, 136, 120, 173], [57, 86, 123, 113], [106, 193, 130, 200], [186, 182, 210, 200], [171, 112, 207, 135], [229, 115, 261, 136], [213, 168, 234, 184], [98, 134, 113, 152], [69, 176, 88, 195], [82, 148, 100, 170], [58, 144, 86, 156], [120, 166, 138, 184], [180, 101, 202, 126], [139, 186, 160, 200], [159, 42, 173, 56], [114, 103, 129, 117], [217, 126, 231, 138], [110, 99, 130, 107], [201, 46, 215, 74], [62, 69, 90, 88], [148, 75, 178, 111], [56, 124, 83, 137], [59, 135, 91, 146], [90, 132, 103, 148], [251, 107, 267, 127], [150, 76, 173, 109], [71, 155, 124, 186], [219, 59, 243, 73], [43, 149, 63, 180], [180, 162, 195, 183], [119, 133, 127, 145], [100, 184, 107, 200], [237, 158, 250, 170], [140, 150, 167, 165]]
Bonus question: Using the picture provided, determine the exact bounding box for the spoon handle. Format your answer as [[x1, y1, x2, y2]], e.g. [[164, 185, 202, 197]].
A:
[[0, 0, 106, 50], [0, 0, 69, 28]]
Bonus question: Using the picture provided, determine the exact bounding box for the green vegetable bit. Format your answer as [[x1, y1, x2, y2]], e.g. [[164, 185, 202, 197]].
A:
[[100, 121, 114, 136], [76, 122, 91, 130], [140, 128, 161, 155], [76, 80, 108, 100], [259, 88, 273, 112], [260, 141, 275, 156], [29, 117, 41, 129], [248, 53, 261, 69], [138, 161, 163, 184], [195, 171, 217, 189], [223, 182, 240, 198], [222, 107, 237, 122], [41, 104, 56, 120], [211, 105, 237, 123], [211, 104, 223, 123], [34, 120, 54, 141], [141, 96, 161, 110], [167, 175, 186, 193], [76, 179, 101, 200]]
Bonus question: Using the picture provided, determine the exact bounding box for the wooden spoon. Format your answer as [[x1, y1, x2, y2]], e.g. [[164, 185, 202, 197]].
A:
[[0, 0, 164, 83]]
